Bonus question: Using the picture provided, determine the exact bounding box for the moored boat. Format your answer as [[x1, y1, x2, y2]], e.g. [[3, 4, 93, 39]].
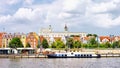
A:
[[47, 52, 101, 58]]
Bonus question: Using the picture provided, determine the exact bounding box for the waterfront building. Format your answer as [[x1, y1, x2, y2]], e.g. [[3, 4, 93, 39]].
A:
[[114, 36, 120, 41], [99, 36, 110, 43], [26, 32, 39, 48], [21, 33, 26, 48], [39, 25, 87, 45], [2, 33, 13, 48], [0, 33, 6, 48], [13, 32, 21, 38]]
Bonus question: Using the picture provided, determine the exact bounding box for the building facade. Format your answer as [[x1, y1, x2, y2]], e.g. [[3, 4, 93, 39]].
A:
[[2, 33, 13, 48], [26, 32, 39, 48], [0, 33, 6, 48], [39, 25, 87, 45], [21, 33, 26, 48]]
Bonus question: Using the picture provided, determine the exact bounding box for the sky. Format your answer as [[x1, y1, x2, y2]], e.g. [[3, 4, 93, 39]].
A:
[[0, 0, 120, 35]]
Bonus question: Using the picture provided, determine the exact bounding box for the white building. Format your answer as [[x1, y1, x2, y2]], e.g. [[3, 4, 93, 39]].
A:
[[39, 25, 87, 44]]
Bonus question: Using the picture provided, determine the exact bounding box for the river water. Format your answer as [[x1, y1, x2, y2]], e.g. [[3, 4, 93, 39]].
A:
[[0, 58, 120, 68]]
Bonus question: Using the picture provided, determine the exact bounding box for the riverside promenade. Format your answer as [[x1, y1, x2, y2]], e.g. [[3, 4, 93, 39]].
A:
[[0, 49, 120, 58]]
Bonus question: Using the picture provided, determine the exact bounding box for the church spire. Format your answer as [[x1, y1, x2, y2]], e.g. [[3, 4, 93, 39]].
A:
[[49, 25, 52, 32], [64, 24, 68, 32]]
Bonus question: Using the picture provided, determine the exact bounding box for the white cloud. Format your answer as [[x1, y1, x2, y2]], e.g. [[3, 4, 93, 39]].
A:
[[63, 0, 80, 11], [0, 0, 20, 5], [0, 15, 11, 23], [0, 0, 120, 34], [88, 1, 117, 13], [23, 0, 34, 5]]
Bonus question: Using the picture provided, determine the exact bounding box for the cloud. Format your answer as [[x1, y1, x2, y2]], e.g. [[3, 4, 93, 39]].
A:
[[0, 0, 120, 35], [23, 0, 34, 5]]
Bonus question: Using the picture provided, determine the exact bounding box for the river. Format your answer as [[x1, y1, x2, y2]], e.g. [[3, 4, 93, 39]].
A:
[[0, 58, 120, 68]]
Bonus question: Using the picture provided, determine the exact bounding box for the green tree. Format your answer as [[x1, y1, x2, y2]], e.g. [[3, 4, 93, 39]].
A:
[[88, 38, 98, 48], [87, 34, 92, 37], [104, 42, 111, 48], [51, 42, 57, 48], [89, 38, 97, 45], [56, 40, 65, 48], [66, 38, 74, 48], [73, 41, 81, 48], [82, 43, 88, 48], [87, 34, 98, 38], [112, 41, 120, 48], [118, 40, 120, 48], [26, 42, 31, 48], [42, 39, 49, 48], [51, 40, 65, 48], [99, 43, 105, 48], [93, 34, 98, 38], [9, 37, 23, 48]]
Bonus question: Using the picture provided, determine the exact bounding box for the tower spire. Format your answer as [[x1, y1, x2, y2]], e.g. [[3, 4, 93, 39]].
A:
[[64, 24, 68, 32], [49, 25, 52, 32]]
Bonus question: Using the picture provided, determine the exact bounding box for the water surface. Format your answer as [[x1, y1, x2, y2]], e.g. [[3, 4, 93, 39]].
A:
[[0, 58, 120, 68]]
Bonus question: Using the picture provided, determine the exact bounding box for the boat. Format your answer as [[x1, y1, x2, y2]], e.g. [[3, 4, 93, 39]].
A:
[[47, 52, 101, 58]]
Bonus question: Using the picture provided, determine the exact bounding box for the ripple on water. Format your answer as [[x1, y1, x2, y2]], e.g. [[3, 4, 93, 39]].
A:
[[0, 58, 120, 68]]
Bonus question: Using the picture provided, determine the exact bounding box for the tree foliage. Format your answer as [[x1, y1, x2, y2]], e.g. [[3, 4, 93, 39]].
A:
[[88, 38, 97, 45], [51, 39, 65, 48], [104, 42, 112, 48], [51, 42, 57, 48], [73, 41, 81, 48], [112, 41, 120, 48], [9, 37, 23, 48], [42, 39, 49, 48], [26, 42, 31, 48], [87, 37, 98, 48], [87, 34, 92, 37], [87, 34, 97, 38], [66, 38, 74, 48]]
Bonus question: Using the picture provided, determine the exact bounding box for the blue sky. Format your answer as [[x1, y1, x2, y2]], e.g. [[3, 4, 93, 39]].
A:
[[0, 0, 120, 35]]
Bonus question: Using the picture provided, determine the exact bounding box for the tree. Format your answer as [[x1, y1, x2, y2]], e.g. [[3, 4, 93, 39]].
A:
[[9, 37, 23, 48], [82, 43, 88, 48], [88, 38, 98, 48], [51, 42, 57, 48], [66, 38, 74, 48], [42, 39, 49, 48], [87, 34, 98, 38], [73, 41, 81, 48], [104, 41, 111, 48], [51, 39, 65, 48], [93, 34, 98, 38], [112, 41, 119, 48], [56, 40, 65, 48], [89, 38, 97, 45], [26, 42, 31, 48], [87, 34, 92, 37]]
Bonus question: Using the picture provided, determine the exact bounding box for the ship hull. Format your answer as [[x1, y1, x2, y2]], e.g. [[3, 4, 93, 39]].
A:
[[47, 54, 101, 58]]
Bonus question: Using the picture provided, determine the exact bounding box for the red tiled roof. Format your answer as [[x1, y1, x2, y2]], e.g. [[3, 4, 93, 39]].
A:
[[73, 37, 80, 41], [83, 37, 89, 41], [99, 36, 110, 42]]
